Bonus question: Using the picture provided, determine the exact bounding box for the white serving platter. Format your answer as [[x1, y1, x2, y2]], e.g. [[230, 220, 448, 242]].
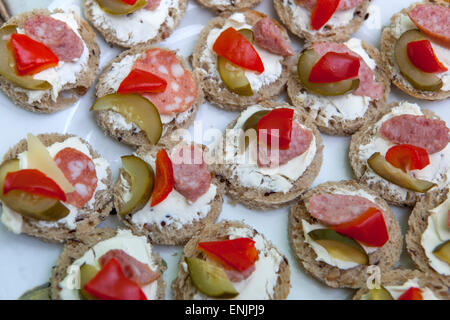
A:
[[0, 0, 448, 300]]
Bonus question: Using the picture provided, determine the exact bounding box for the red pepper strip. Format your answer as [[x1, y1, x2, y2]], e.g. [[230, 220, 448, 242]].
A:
[[311, 0, 340, 30], [120, 0, 138, 4], [117, 69, 167, 94], [257, 108, 294, 150], [398, 287, 423, 300], [3, 169, 66, 201], [332, 207, 389, 247], [198, 238, 258, 271], [9, 33, 59, 76], [213, 27, 265, 73], [407, 40, 448, 73], [308, 51, 360, 83], [385, 144, 430, 172], [84, 258, 147, 300], [150, 149, 174, 207]]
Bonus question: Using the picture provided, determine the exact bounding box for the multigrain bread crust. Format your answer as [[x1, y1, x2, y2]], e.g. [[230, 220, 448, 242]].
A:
[[406, 188, 450, 287], [0, 133, 113, 243], [289, 180, 403, 289], [380, 0, 450, 101], [196, 0, 263, 12], [349, 102, 445, 207], [192, 9, 292, 111], [171, 220, 291, 300], [115, 143, 225, 246], [50, 228, 166, 300], [353, 269, 449, 300], [274, 0, 369, 44], [0, 9, 100, 113], [94, 45, 203, 148], [287, 41, 391, 136], [214, 101, 323, 211], [82, 0, 187, 48]]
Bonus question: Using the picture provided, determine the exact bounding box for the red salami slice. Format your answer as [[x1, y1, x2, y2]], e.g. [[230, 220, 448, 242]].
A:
[[145, 0, 161, 10], [225, 265, 256, 282], [171, 145, 211, 203], [54, 147, 97, 209], [132, 48, 198, 115], [308, 193, 381, 226], [258, 122, 314, 168], [408, 4, 450, 45], [24, 15, 83, 62], [100, 249, 160, 286], [252, 17, 294, 56], [295, 0, 366, 11], [447, 210, 450, 228], [379, 115, 449, 154], [312, 42, 384, 100]]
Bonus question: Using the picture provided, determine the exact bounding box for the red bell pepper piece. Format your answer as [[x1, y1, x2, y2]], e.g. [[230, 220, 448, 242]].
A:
[[9, 33, 59, 76], [311, 0, 340, 30], [398, 287, 423, 300], [151, 149, 174, 207], [257, 108, 294, 150], [385, 144, 430, 172], [3, 169, 66, 201], [117, 69, 167, 94], [198, 238, 258, 271], [213, 27, 264, 73], [309, 51, 360, 83], [84, 258, 147, 300], [332, 207, 389, 247], [120, 0, 138, 4], [407, 40, 448, 74]]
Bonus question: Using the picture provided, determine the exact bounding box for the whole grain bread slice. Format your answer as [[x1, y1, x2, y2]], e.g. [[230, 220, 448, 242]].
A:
[[171, 220, 291, 300], [0, 133, 113, 243], [196, 0, 262, 12], [289, 180, 403, 289], [0, 9, 100, 113], [192, 9, 292, 111], [380, 0, 450, 101], [50, 228, 166, 300]]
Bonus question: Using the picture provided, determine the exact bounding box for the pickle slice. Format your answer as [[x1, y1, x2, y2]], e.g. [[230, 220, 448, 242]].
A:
[[186, 257, 238, 298], [395, 30, 443, 92], [0, 25, 51, 90], [241, 110, 269, 149], [218, 56, 254, 96], [238, 28, 255, 43], [18, 283, 51, 300], [298, 49, 360, 96], [91, 93, 162, 145], [95, 0, 147, 15], [80, 264, 99, 300], [308, 229, 369, 265], [369, 286, 394, 300], [433, 240, 450, 264], [118, 155, 154, 216], [368, 152, 436, 193]]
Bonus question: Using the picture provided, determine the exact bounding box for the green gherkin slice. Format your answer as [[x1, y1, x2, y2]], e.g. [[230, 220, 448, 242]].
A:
[[18, 283, 51, 300], [369, 286, 394, 300], [79, 264, 99, 300], [95, 0, 148, 15], [433, 240, 450, 264]]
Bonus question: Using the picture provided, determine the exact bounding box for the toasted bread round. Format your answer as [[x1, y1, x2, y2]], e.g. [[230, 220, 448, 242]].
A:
[[0, 133, 113, 243], [192, 9, 292, 111], [380, 0, 450, 101], [0, 9, 100, 113], [50, 228, 166, 300], [287, 40, 391, 136], [171, 220, 291, 300], [289, 180, 403, 289], [196, 0, 262, 12]]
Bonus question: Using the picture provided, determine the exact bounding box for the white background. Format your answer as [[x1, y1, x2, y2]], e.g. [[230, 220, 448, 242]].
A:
[[0, 0, 448, 300]]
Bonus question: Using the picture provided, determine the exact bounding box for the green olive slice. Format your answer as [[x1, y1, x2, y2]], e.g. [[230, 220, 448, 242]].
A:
[[367, 152, 436, 193], [395, 30, 443, 92], [117, 155, 154, 216], [298, 49, 360, 96], [218, 56, 254, 96], [0, 25, 52, 90], [18, 283, 51, 300], [433, 240, 450, 264], [369, 286, 394, 300], [90, 93, 162, 145], [79, 264, 99, 300], [95, 0, 147, 15]]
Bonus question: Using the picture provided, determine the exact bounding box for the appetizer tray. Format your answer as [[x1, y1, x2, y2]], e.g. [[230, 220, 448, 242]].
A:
[[0, 0, 448, 300]]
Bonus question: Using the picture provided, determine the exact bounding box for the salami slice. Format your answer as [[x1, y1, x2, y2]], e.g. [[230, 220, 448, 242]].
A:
[[100, 249, 160, 286], [171, 145, 211, 203], [408, 4, 450, 45], [145, 0, 161, 10], [295, 0, 366, 11], [252, 17, 294, 56], [379, 115, 449, 154], [225, 265, 255, 282], [308, 193, 380, 226], [312, 42, 384, 100], [258, 122, 314, 168], [54, 147, 97, 209], [132, 49, 198, 115], [24, 15, 84, 62]]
